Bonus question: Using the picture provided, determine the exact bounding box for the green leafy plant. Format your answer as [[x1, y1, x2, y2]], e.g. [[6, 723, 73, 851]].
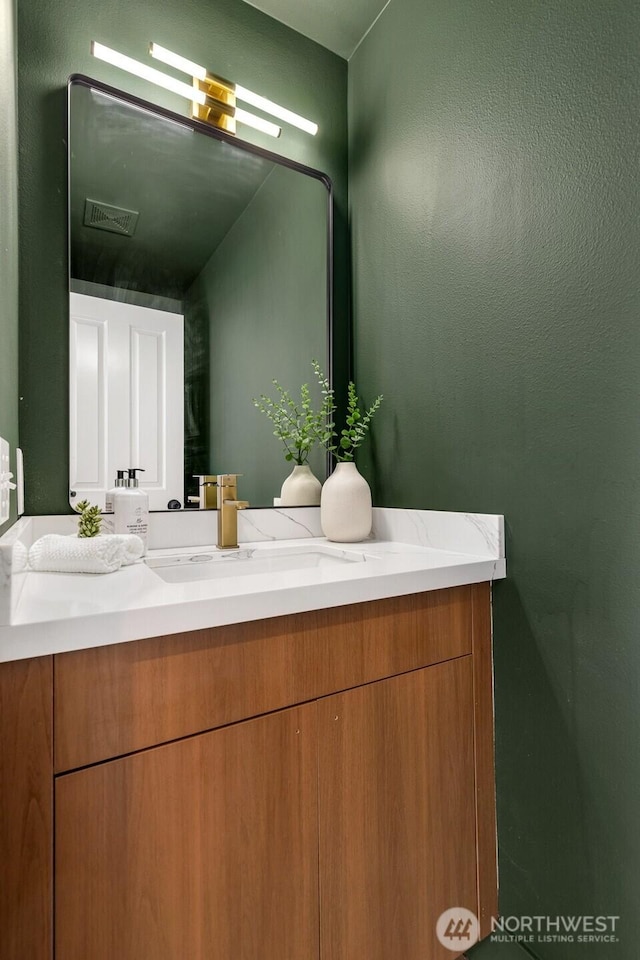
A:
[[312, 368, 383, 463], [330, 381, 384, 462], [75, 499, 103, 538], [252, 360, 335, 465]]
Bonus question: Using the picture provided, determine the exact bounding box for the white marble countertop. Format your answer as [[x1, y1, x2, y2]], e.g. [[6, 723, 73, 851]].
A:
[[0, 508, 506, 663]]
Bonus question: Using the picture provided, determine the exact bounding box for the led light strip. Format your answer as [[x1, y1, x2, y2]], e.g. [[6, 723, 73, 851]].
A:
[[235, 108, 281, 137], [150, 42, 318, 136], [234, 85, 317, 136], [91, 42, 281, 138], [92, 42, 208, 105], [148, 43, 208, 81]]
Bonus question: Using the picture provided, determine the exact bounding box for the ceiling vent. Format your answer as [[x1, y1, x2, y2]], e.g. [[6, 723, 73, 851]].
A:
[[83, 199, 139, 237]]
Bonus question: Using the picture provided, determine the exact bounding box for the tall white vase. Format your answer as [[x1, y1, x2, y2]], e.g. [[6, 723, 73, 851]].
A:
[[280, 464, 322, 506], [320, 462, 372, 542]]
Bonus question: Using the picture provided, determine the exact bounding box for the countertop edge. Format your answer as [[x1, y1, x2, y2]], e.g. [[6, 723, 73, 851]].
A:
[[0, 556, 505, 663]]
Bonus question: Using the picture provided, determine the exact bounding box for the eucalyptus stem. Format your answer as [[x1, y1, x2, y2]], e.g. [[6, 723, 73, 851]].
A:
[[334, 382, 384, 462], [252, 361, 336, 465]]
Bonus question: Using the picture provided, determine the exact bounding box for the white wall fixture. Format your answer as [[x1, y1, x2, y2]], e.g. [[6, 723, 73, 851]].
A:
[[0, 438, 17, 527], [16, 448, 24, 517]]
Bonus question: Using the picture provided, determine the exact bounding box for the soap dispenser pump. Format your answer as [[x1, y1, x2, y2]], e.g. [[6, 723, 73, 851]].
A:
[[127, 467, 145, 488], [105, 470, 127, 513]]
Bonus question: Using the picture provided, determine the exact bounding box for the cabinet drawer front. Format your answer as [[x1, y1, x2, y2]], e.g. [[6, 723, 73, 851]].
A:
[[55, 586, 472, 771]]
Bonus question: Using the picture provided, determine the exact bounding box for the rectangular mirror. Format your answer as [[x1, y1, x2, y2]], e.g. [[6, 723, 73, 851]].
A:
[[68, 76, 332, 510]]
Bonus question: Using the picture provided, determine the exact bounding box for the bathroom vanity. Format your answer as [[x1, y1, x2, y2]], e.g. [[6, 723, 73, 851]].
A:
[[0, 507, 505, 960]]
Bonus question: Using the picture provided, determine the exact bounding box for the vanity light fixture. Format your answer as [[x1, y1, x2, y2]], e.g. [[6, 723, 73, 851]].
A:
[[91, 41, 282, 138], [149, 43, 319, 136]]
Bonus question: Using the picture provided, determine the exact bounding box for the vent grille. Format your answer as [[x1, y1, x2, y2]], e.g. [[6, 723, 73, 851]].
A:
[[83, 199, 139, 237]]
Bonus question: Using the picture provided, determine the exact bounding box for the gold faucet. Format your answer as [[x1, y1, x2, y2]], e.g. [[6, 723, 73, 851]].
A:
[[189, 475, 218, 510], [216, 474, 249, 549]]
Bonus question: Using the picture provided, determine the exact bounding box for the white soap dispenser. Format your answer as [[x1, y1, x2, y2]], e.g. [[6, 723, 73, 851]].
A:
[[103, 469, 127, 534], [113, 467, 149, 553]]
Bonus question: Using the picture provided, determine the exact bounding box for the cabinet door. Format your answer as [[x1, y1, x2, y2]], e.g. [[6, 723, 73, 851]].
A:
[[318, 657, 477, 960], [56, 704, 318, 960]]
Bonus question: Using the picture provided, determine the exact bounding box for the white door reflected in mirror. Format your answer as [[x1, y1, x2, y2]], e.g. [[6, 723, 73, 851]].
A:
[[69, 292, 184, 511]]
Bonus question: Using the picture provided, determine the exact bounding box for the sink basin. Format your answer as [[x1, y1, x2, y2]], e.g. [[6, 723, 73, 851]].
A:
[[146, 543, 369, 584]]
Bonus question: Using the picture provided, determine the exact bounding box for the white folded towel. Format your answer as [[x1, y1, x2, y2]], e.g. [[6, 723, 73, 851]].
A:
[[28, 534, 144, 574]]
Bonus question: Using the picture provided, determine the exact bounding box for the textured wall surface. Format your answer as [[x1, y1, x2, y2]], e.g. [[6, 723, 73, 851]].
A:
[[0, 0, 19, 526], [350, 1, 640, 957], [17, 0, 347, 514]]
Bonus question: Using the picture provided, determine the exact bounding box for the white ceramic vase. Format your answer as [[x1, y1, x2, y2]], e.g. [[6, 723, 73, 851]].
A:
[[280, 464, 322, 506], [320, 462, 372, 542]]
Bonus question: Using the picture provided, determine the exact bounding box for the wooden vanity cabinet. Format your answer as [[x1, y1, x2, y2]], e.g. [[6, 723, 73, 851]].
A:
[[0, 583, 497, 960]]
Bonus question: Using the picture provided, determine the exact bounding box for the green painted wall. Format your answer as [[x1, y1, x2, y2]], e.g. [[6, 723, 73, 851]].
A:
[[17, 0, 347, 514], [69, 280, 182, 315], [0, 0, 19, 527], [349, 1, 639, 958], [186, 164, 328, 506]]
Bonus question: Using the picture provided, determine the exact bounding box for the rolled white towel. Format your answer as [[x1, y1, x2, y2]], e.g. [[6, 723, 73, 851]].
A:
[[28, 534, 144, 574]]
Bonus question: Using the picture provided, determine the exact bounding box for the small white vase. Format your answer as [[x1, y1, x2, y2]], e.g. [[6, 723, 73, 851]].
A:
[[321, 462, 372, 542], [280, 464, 322, 506]]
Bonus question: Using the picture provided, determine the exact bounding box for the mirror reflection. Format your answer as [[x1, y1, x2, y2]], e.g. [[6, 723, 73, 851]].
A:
[[68, 78, 331, 510]]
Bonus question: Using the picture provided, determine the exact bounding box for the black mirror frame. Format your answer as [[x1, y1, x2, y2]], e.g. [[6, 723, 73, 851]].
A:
[[67, 73, 335, 504]]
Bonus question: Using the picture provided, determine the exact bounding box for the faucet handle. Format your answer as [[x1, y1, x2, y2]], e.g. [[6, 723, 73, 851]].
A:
[[216, 473, 243, 486], [193, 474, 218, 485], [223, 499, 249, 509], [191, 475, 218, 510]]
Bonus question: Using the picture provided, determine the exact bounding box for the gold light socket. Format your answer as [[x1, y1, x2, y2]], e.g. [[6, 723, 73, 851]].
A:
[[191, 74, 237, 135]]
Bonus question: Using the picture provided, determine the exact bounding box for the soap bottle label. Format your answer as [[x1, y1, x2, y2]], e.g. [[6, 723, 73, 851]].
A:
[[114, 502, 148, 552], [103, 494, 115, 534]]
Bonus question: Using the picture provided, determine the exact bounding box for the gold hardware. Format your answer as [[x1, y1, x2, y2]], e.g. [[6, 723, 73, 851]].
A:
[[216, 474, 249, 549], [191, 74, 237, 135], [190, 474, 249, 547], [92, 43, 298, 138], [192, 475, 218, 510]]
